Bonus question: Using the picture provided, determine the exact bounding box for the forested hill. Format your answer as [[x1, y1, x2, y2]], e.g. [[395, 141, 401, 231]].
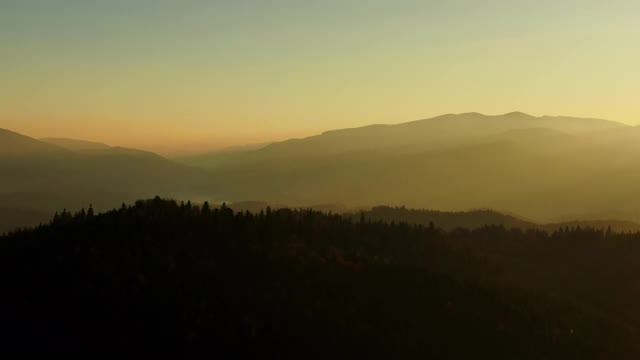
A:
[[2, 198, 639, 358], [355, 206, 534, 230], [352, 205, 640, 232]]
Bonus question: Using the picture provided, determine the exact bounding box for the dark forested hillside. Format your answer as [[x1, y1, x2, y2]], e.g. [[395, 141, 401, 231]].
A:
[[354, 206, 534, 230], [351, 205, 640, 232], [2, 198, 639, 358]]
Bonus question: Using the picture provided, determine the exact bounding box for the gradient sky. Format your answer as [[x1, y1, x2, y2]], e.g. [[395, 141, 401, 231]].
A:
[[1, 0, 639, 155]]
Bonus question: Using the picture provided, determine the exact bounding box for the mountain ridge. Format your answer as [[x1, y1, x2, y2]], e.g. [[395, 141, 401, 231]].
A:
[[222, 112, 628, 160], [40, 137, 111, 151], [4, 112, 640, 227], [0, 128, 72, 157]]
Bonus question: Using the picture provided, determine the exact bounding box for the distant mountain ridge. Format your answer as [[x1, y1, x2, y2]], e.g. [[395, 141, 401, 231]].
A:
[[0, 128, 71, 157], [258, 112, 626, 157], [4, 111, 640, 230], [40, 137, 111, 151], [178, 112, 627, 168], [188, 112, 640, 222], [0, 128, 205, 224]]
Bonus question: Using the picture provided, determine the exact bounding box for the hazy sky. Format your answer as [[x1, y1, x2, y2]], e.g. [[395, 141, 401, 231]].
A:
[[1, 0, 639, 155]]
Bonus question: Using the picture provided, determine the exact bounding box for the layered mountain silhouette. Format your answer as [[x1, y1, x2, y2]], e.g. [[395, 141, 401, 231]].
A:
[[40, 137, 111, 151], [178, 112, 625, 168], [0, 129, 72, 157], [189, 112, 640, 222], [4, 112, 640, 233], [0, 130, 205, 229]]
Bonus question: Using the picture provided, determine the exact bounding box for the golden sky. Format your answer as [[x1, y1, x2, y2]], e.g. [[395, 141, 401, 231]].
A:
[[1, 1, 639, 155]]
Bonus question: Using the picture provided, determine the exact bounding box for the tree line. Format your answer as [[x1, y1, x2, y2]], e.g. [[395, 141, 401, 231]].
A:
[[1, 197, 639, 358]]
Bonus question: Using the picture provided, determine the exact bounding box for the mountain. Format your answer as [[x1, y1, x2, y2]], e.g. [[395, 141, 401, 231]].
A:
[[40, 137, 166, 160], [0, 129, 206, 227], [251, 112, 625, 158], [0, 128, 71, 157], [180, 112, 626, 169], [3, 112, 640, 229], [175, 142, 271, 169], [181, 113, 640, 222], [40, 137, 111, 151]]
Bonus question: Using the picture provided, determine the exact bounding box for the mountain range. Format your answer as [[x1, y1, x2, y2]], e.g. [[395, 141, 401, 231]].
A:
[[189, 112, 640, 222], [4, 112, 640, 232], [0, 129, 204, 229]]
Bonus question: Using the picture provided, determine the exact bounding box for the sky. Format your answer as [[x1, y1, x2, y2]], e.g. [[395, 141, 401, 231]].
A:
[[1, 0, 639, 155]]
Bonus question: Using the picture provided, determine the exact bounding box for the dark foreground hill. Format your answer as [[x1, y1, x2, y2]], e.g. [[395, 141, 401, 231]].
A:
[[1, 198, 639, 358]]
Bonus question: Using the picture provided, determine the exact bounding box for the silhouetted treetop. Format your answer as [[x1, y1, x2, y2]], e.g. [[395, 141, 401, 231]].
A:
[[1, 197, 639, 359]]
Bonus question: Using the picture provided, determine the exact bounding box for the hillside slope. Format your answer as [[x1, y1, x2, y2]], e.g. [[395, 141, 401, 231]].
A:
[[0, 129, 206, 215], [2, 199, 637, 358], [181, 112, 626, 168], [188, 114, 640, 221], [40, 137, 111, 151], [0, 129, 71, 157]]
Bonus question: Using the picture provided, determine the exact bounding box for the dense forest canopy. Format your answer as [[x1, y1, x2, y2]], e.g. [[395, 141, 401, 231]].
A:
[[2, 197, 640, 358]]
